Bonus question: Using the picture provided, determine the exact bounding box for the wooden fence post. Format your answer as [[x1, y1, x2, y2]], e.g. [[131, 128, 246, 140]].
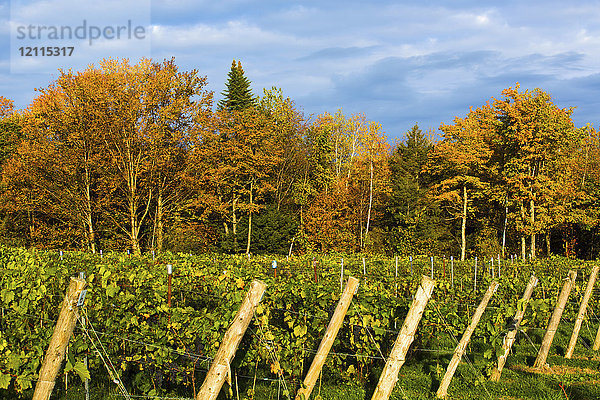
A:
[[437, 281, 499, 398], [594, 319, 600, 351], [371, 276, 435, 400], [295, 276, 359, 400], [491, 275, 538, 381], [533, 270, 577, 369], [566, 265, 599, 358], [197, 280, 267, 400], [33, 277, 87, 400]]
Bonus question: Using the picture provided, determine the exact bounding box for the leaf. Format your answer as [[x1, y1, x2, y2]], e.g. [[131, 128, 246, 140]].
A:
[[7, 353, 21, 371], [270, 361, 281, 374], [106, 284, 120, 298], [0, 373, 11, 389], [73, 360, 91, 381], [293, 324, 307, 337], [1, 289, 14, 304], [15, 374, 32, 391]]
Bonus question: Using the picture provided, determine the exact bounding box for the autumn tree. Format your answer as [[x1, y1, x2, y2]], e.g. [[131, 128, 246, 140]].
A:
[[428, 104, 497, 260], [251, 87, 308, 253], [352, 121, 390, 249], [0, 97, 24, 245], [89, 58, 211, 254], [140, 60, 213, 253], [194, 60, 279, 254], [187, 107, 282, 254], [494, 84, 582, 259], [0, 97, 20, 171], [0, 58, 211, 253], [571, 126, 600, 257], [1, 73, 112, 251], [302, 110, 389, 251], [259, 87, 308, 210]]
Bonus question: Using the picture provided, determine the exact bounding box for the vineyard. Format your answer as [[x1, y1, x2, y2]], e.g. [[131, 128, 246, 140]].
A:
[[1, 246, 600, 400]]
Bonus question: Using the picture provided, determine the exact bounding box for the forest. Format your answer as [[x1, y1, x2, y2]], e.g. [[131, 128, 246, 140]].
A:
[[0, 57, 599, 260]]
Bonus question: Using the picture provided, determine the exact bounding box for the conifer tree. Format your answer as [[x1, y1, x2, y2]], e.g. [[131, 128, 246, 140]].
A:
[[218, 60, 256, 111]]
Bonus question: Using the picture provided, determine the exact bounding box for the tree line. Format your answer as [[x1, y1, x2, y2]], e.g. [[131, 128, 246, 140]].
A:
[[0, 58, 599, 259]]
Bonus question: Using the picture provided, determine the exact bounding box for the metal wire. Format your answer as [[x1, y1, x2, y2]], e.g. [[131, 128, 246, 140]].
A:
[[78, 307, 132, 400]]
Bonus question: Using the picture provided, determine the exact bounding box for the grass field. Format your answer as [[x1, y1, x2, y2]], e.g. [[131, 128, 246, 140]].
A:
[[29, 323, 600, 400]]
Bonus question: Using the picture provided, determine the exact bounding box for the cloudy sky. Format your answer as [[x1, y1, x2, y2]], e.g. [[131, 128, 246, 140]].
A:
[[1, 0, 599, 141]]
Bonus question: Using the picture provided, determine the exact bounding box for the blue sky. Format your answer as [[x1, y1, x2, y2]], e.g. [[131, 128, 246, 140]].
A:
[[1, 0, 600, 142]]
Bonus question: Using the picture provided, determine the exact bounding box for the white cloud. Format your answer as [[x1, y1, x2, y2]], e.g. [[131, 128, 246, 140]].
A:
[[151, 20, 302, 49]]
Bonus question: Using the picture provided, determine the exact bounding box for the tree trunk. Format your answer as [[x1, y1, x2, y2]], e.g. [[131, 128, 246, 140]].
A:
[[546, 231, 551, 257], [334, 136, 341, 179], [86, 213, 95, 254], [530, 198, 536, 259], [232, 196, 238, 251], [246, 181, 253, 255], [520, 201, 526, 260], [125, 152, 150, 255], [84, 166, 96, 254], [28, 208, 35, 244], [128, 162, 140, 254], [364, 159, 373, 248], [461, 184, 467, 261], [501, 205, 508, 258], [130, 198, 140, 254], [128, 187, 151, 255], [156, 188, 164, 252]]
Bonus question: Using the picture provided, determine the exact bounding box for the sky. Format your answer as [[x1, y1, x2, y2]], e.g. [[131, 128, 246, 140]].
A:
[[1, 0, 600, 142]]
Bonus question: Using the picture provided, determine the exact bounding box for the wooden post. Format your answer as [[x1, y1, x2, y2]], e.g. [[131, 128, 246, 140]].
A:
[[565, 265, 599, 358], [296, 277, 359, 400], [197, 280, 267, 400], [491, 275, 538, 381], [594, 318, 600, 351], [371, 276, 435, 400], [437, 281, 499, 398], [533, 270, 577, 369], [33, 277, 87, 400]]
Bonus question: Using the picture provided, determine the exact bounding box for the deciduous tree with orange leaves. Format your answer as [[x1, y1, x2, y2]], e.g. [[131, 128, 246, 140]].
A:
[[494, 84, 584, 259], [427, 103, 497, 260], [1, 58, 212, 252]]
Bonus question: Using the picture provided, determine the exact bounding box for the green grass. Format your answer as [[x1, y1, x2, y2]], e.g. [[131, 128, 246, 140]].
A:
[[35, 344, 599, 400], [5, 325, 598, 400]]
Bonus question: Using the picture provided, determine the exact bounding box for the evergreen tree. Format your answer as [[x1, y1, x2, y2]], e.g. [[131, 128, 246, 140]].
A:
[[218, 60, 256, 111], [385, 124, 450, 254]]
